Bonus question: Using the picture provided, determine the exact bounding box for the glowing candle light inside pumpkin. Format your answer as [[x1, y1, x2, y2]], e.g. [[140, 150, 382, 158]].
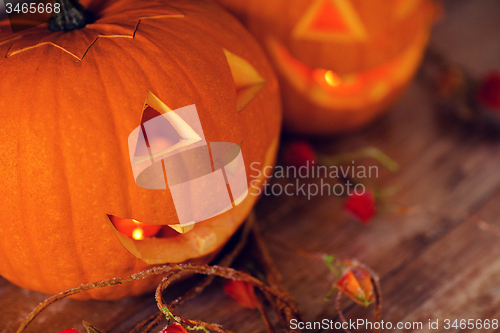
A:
[[132, 227, 144, 240], [108, 215, 162, 240], [324, 70, 342, 87]]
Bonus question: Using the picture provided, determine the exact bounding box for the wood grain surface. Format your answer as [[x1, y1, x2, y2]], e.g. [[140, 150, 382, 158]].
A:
[[1, 0, 500, 332]]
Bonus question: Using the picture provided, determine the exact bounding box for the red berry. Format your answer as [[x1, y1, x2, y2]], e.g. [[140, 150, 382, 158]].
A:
[[58, 329, 80, 333], [477, 71, 500, 111], [159, 323, 188, 333], [283, 141, 317, 168], [344, 190, 376, 224]]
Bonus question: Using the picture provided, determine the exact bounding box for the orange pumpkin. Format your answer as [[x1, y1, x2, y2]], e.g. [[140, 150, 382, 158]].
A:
[[0, 0, 281, 300], [214, 0, 437, 134]]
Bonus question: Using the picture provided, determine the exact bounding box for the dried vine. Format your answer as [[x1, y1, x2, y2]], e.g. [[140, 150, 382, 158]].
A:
[[17, 210, 381, 333], [250, 223, 302, 332], [154, 265, 300, 333], [16, 212, 302, 333], [129, 212, 257, 333]]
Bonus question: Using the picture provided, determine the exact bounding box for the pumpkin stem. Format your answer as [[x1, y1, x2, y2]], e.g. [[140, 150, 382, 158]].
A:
[[48, 0, 94, 32]]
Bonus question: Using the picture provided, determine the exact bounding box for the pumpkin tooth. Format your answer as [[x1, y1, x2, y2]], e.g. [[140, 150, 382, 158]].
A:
[[167, 222, 195, 234]]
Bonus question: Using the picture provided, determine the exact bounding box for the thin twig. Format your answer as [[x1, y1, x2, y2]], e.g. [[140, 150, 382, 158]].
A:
[[155, 266, 299, 333], [17, 264, 294, 333], [251, 223, 302, 332], [134, 211, 256, 333], [265, 235, 324, 261], [175, 213, 257, 309], [318, 147, 399, 172], [336, 291, 351, 333], [255, 293, 275, 333], [131, 214, 257, 333], [129, 313, 163, 333], [251, 224, 285, 288], [17, 266, 179, 333]]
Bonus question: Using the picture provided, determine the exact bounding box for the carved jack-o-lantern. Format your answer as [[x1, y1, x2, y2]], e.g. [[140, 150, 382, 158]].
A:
[[215, 0, 437, 134], [0, 0, 280, 300]]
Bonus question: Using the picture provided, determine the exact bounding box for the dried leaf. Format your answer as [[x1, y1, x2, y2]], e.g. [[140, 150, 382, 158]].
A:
[[223, 279, 258, 309], [82, 321, 105, 333], [336, 269, 375, 307]]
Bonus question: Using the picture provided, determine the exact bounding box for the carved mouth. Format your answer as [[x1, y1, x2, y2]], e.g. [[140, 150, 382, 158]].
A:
[[267, 27, 428, 109], [106, 214, 217, 265]]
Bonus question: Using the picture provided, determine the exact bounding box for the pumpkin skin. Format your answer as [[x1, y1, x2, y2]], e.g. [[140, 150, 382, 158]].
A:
[[214, 0, 436, 134], [0, 0, 281, 300]]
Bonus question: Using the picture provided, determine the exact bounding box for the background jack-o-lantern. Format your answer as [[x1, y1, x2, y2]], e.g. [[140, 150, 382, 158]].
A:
[[0, 0, 281, 300], [214, 0, 437, 134]]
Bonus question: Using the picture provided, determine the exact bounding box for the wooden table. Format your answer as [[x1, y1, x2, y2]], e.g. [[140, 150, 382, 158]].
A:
[[2, 0, 500, 332]]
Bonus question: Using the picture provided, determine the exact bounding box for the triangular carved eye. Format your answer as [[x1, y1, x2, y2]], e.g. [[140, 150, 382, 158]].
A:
[[140, 91, 172, 124], [292, 0, 367, 42], [393, 0, 421, 19], [223, 49, 266, 112], [133, 91, 201, 161]]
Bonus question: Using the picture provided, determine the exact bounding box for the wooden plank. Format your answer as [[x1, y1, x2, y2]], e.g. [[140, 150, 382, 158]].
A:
[[344, 193, 500, 333], [0, 280, 152, 333]]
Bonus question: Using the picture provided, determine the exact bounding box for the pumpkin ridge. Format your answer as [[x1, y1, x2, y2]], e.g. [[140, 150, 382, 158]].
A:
[[130, 14, 186, 39], [92, 53, 135, 226], [137, 18, 236, 128], [54, 96, 90, 292], [1, 11, 185, 61], [15, 119, 51, 291], [0, 140, 23, 282]]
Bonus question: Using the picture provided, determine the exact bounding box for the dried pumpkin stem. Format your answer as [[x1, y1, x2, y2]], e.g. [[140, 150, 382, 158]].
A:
[[48, 0, 94, 32]]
